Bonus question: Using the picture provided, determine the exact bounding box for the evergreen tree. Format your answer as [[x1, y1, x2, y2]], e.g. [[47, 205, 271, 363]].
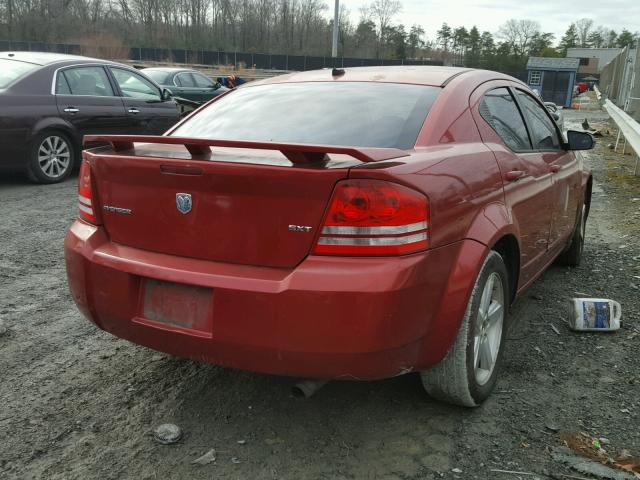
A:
[[452, 26, 469, 65], [559, 23, 578, 55], [587, 28, 605, 48], [465, 26, 481, 67], [407, 24, 424, 58], [617, 29, 636, 48], [387, 24, 407, 59], [530, 32, 555, 56], [436, 23, 452, 51]]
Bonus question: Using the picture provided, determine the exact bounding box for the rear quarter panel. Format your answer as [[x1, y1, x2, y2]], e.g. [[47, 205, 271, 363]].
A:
[[348, 76, 517, 363], [0, 93, 63, 168]]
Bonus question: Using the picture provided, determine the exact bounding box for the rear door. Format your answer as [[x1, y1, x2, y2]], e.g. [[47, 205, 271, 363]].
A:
[[514, 88, 581, 251], [472, 85, 554, 286], [55, 65, 129, 139], [190, 72, 225, 102], [173, 72, 215, 103], [108, 67, 179, 134]]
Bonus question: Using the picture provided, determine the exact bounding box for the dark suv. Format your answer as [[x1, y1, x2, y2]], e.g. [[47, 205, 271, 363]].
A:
[[0, 52, 180, 183]]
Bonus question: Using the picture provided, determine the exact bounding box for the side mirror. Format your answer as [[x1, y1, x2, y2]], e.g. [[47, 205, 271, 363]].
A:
[[161, 88, 173, 101], [551, 112, 560, 121], [566, 130, 595, 150]]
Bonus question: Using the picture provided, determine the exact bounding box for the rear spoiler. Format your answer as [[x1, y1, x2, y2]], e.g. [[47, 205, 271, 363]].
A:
[[83, 135, 409, 164]]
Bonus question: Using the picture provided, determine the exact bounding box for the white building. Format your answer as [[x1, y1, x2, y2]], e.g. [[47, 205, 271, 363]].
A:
[[566, 48, 624, 73]]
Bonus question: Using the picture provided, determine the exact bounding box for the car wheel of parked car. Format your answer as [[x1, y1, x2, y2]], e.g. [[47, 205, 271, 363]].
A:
[[27, 131, 75, 184], [421, 251, 509, 407], [558, 203, 586, 267]]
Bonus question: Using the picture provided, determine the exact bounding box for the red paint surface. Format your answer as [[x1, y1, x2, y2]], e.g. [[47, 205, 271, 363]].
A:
[[65, 67, 591, 379]]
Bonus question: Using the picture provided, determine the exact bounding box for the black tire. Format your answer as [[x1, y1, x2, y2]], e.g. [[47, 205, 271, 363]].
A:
[[26, 131, 75, 184], [558, 203, 586, 267], [421, 251, 510, 407]]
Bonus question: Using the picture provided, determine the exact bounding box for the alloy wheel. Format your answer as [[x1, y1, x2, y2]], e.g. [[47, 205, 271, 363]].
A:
[[473, 272, 505, 386], [38, 135, 71, 179]]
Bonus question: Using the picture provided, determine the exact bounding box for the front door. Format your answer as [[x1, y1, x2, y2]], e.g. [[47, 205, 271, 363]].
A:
[[173, 71, 212, 103], [108, 67, 180, 135]]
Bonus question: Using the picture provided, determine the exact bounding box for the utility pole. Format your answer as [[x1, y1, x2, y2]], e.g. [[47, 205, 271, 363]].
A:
[[8, 0, 13, 40], [331, 0, 339, 58]]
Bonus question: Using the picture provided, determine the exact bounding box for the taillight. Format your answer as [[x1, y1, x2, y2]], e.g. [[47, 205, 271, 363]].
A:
[[314, 179, 429, 256], [78, 159, 99, 224]]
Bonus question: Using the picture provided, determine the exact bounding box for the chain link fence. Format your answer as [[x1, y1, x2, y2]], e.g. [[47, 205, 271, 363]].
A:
[[599, 42, 640, 122], [0, 40, 443, 71]]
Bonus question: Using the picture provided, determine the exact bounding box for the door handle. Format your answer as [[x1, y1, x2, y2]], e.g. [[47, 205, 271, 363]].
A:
[[128, 108, 140, 114], [64, 107, 79, 113], [549, 164, 561, 173], [504, 170, 525, 182]]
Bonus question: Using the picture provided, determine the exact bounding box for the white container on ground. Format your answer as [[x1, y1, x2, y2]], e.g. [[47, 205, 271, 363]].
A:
[[569, 298, 622, 331]]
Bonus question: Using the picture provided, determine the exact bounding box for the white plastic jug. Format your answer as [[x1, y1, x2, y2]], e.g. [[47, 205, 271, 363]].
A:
[[569, 298, 622, 331]]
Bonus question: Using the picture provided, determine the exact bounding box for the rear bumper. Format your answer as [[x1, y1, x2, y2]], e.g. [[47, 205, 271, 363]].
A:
[[65, 220, 487, 379]]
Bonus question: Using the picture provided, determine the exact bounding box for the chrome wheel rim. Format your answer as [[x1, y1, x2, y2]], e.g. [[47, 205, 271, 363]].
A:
[[473, 272, 505, 385], [38, 136, 71, 178]]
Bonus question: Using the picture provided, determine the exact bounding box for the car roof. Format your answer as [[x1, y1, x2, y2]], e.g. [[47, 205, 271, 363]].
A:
[[143, 67, 193, 73], [251, 66, 476, 87], [0, 51, 116, 66]]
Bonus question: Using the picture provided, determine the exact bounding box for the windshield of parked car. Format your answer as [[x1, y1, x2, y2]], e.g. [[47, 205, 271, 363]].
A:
[[0, 59, 40, 88], [144, 69, 170, 84], [171, 82, 441, 149]]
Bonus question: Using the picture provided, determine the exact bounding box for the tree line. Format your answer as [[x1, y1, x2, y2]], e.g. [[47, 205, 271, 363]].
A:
[[0, 0, 638, 71], [434, 18, 637, 72]]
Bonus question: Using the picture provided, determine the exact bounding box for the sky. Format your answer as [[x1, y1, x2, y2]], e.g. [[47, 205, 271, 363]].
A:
[[339, 0, 640, 45]]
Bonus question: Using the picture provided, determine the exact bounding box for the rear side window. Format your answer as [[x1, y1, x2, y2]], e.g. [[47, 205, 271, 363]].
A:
[[479, 88, 531, 152], [171, 82, 441, 149], [516, 90, 562, 150], [58, 66, 114, 96], [144, 70, 170, 84], [0, 59, 39, 88], [55, 73, 71, 94], [175, 73, 196, 87], [192, 73, 214, 88]]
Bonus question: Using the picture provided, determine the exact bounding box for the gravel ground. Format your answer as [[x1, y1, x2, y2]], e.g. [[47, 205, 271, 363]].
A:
[[1, 93, 639, 480]]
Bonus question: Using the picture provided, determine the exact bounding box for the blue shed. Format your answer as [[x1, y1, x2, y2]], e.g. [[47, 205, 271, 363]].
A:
[[526, 57, 579, 108]]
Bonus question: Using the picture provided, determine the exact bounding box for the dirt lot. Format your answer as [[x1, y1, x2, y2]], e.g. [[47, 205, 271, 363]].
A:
[[1, 94, 639, 480]]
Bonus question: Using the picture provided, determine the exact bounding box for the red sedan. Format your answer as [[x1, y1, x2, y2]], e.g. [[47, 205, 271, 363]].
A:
[[65, 67, 594, 406]]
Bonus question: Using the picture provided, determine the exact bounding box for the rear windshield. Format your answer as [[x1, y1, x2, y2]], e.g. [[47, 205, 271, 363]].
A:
[[144, 70, 170, 84], [171, 82, 441, 149], [0, 59, 39, 88]]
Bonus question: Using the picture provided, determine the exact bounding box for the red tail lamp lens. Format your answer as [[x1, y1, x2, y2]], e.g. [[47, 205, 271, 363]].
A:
[[314, 179, 429, 256], [78, 160, 99, 225]]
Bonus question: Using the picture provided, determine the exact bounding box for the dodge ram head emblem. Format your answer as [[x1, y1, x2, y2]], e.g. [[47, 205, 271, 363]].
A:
[[176, 193, 192, 214]]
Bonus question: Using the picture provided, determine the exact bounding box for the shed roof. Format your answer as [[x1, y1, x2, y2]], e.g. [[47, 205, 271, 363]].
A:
[[527, 57, 579, 71]]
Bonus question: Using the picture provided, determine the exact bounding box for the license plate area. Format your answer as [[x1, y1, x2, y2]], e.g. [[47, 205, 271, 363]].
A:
[[137, 279, 213, 337]]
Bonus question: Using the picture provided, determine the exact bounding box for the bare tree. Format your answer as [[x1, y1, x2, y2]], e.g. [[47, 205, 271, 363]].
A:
[[575, 18, 594, 47], [498, 19, 540, 57], [368, 0, 401, 57]]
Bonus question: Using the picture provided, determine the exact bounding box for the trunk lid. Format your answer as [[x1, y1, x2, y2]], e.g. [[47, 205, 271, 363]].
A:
[[93, 149, 344, 268], [86, 136, 408, 268], [85, 136, 406, 268]]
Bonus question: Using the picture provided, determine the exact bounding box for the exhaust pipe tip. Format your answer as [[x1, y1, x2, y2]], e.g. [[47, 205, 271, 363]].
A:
[[292, 379, 328, 399]]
